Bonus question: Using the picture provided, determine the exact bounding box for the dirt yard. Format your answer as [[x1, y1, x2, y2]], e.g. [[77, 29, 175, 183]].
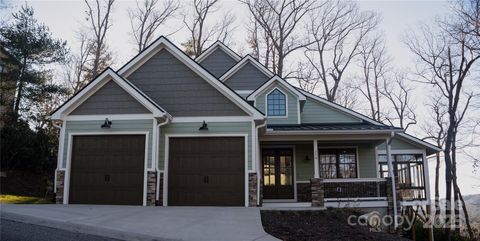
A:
[[261, 209, 410, 241]]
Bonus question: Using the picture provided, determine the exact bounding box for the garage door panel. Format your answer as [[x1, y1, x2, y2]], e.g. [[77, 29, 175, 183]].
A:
[[168, 137, 245, 206], [69, 135, 145, 205]]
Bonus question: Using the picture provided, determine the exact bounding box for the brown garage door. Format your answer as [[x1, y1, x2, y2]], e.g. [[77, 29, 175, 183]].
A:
[[69, 135, 145, 205], [168, 137, 245, 206]]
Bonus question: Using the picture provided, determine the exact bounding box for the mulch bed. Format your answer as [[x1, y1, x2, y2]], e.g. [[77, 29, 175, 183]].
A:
[[261, 209, 410, 241]]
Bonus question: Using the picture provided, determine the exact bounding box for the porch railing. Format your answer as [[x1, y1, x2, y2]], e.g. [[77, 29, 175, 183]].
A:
[[323, 178, 387, 200]]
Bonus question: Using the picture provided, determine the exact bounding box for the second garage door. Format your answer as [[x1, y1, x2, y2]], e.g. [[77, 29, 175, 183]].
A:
[[69, 135, 145, 205], [168, 137, 245, 206]]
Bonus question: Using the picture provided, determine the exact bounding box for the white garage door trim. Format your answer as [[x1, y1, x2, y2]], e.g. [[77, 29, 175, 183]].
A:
[[163, 133, 249, 207], [64, 131, 150, 206]]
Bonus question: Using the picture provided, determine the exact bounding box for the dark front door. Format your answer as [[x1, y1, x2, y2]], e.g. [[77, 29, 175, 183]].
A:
[[69, 135, 145, 205], [168, 137, 245, 206], [262, 149, 294, 199]]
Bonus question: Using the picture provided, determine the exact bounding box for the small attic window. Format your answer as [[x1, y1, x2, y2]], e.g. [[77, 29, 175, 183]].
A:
[[267, 89, 286, 116]]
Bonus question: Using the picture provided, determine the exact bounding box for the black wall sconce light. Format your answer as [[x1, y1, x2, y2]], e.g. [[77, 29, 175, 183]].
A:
[[101, 118, 112, 129], [199, 121, 208, 131], [304, 155, 311, 162]]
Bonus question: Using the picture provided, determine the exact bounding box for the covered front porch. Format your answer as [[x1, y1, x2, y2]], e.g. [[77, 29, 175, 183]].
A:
[[257, 128, 429, 209]]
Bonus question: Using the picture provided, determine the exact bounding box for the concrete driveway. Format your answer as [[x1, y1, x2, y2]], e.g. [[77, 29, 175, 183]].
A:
[[0, 204, 278, 241]]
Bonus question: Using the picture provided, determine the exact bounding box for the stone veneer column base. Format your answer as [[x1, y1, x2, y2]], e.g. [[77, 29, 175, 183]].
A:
[[55, 170, 65, 204], [248, 173, 258, 207], [146, 171, 157, 206], [158, 172, 164, 206], [310, 178, 324, 207]]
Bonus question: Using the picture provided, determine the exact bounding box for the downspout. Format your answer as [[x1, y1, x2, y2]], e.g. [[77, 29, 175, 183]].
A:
[[155, 115, 171, 204], [255, 119, 267, 206], [386, 131, 398, 228], [52, 120, 64, 195]]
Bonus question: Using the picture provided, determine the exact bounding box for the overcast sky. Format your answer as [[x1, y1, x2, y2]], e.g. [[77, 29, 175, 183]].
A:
[[1, 0, 478, 196]]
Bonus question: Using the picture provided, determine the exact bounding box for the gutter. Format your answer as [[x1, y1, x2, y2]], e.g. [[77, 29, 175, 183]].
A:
[[386, 131, 398, 228], [255, 119, 267, 206], [155, 115, 171, 205]]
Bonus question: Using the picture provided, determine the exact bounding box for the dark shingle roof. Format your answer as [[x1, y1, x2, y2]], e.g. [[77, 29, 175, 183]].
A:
[[267, 123, 402, 131]]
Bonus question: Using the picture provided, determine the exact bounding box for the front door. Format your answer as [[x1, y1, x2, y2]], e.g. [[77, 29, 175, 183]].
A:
[[262, 149, 294, 199]]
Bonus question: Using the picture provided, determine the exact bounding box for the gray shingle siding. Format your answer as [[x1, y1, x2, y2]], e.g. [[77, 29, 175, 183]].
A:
[[70, 80, 150, 115], [224, 62, 270, 90], [126, 49, 248, 117], [199, 47, 238, 78]]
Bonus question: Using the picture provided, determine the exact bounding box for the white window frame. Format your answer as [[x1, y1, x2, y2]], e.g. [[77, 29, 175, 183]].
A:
[[265, 88, 288, 118]]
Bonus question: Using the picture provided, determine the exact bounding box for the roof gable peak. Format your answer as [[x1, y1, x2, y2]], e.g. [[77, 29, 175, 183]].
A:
[[247, 75, 306, 101], [196, 41, 241, 63], [220, 55, 274, 82], [50, 68, 167, 120], [117, 36, 265, 120]]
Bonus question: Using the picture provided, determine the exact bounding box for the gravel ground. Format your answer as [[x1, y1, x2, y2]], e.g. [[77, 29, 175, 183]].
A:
[[0, 218, 122, 241], [261, 209, 411, 241]]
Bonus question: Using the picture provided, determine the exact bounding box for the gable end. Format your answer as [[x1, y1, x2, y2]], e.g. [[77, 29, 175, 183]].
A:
[[70, 79, 150, 115], [126, 48, 249, 117]]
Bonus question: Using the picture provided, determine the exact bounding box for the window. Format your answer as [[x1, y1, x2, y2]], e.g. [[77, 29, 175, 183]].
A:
[[378, 154, 426, 200], [319, 149, 357, 179], [267, 89, 286, 116]]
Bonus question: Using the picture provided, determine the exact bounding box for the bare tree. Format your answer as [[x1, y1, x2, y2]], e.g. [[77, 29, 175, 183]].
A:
[[181, 0, 236, 57], [354, 35, 391, 121], [63, 31, 92, 94], [241, 0, 317, 77], [406, 9, 479, 239], [422, 96, 448, 221], [128, 0, 179, 53], [380, 71, 417, 131], [302, 0, 379, 103], [84, 0, 114, 78]]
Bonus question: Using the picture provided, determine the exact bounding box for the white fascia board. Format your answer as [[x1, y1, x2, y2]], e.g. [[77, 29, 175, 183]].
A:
[[117, 37, 265, 120], [397, 132, 442, 152], [220, 55, 274, 82], [50, 68, 167, 120], [195, 41, 241, 63], [247, 76, 306, 101], [171, 116, 253, 123], [66, 114, 154, 121]]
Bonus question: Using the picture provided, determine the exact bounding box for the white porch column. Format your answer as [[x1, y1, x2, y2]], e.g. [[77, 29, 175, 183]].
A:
[[386, 137, 398, 228], [313, 139, 319, 178]]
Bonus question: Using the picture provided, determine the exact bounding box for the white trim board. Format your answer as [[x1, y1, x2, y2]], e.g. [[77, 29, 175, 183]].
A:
[[220, 55, 274, 82], [50, 68, 166, 120], [171, 116, 253, 123], [66, 114, 154, 121], [264, 88, 289, 119], [195, 41, 242, 63], [116, 37, 264, 120], [163, 133, 250, 207], [247, 75, 306, 102], [63, 131, 150, 206]]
